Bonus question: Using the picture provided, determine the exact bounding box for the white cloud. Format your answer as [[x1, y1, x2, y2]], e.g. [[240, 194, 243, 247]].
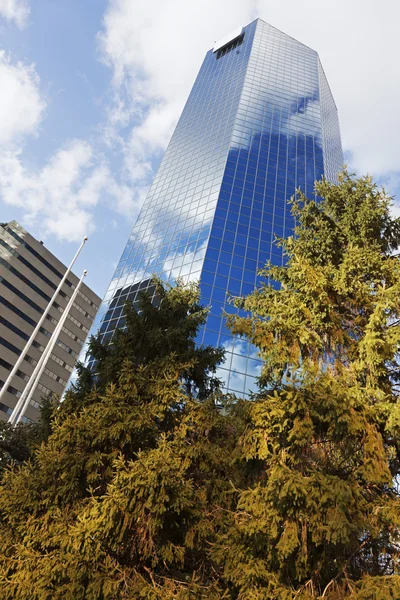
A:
[[2, 0, 400, 249], [99, 0, 257, 101], [98, 0, 259, 184], [251, 0, 400, 179], [163, 240, 207, 283], [0, 51, 44, 145], [0, 0, 30, 28], [0, 51, 140, 243], [99, 0, 400, 194], [0, 140, 139, 242], [216, 339, 262, 395]]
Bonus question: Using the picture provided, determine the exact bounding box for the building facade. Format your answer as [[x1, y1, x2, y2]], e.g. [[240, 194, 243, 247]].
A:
[[0, 221, 100, 422], [89, 19, 343, 397]]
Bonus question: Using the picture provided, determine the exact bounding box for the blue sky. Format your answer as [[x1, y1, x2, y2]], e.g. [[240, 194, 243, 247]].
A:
[[1, 0, 400, 298]]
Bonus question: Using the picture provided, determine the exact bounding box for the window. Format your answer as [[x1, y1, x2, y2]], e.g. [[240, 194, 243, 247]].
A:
[[0, 316, 29, 341], [3, 227, 98, 310], [0, 277, 42, 314], [0, 401, 12, 415], [216, 34, 244, 60], [56, 339, 78, 358], [0, 256, 51, 302], [0, 296, 36, 327]]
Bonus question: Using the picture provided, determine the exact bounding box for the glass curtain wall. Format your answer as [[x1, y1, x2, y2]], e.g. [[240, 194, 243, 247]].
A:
[[88, 19, 343, 397]]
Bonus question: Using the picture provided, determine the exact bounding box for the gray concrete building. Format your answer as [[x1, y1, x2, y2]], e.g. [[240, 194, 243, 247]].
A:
[[0, 221, 100, 423]]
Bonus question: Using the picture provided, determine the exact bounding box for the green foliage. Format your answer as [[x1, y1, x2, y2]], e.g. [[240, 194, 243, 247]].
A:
[[0, 280, 234, 598], [0, 421, 40, 470], [222, 171, 400, 597], [0, 174, 399, 598], [71, 278, 224, 405], [0, 395, 57, 472]]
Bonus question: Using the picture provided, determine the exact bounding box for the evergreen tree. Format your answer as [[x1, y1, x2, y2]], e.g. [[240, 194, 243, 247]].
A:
[[0, 395, 57, 473], [217, 172, 400, 598], [0, 421, 39, 471], [1, 174, 400, 599], [70, 278, 224, 405], [0, 280, 237, 598]]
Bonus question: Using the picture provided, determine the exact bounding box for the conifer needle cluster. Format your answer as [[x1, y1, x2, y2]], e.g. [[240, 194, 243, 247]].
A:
[[0, 172, 399, 599]]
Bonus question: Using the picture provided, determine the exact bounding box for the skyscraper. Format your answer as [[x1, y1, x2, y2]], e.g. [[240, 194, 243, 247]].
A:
[[89, 19, 343, 396], [0, 221, 100, 422]]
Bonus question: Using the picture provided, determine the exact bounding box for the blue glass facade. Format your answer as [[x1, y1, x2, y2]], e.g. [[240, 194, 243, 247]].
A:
[[89, 19, 343, 396]]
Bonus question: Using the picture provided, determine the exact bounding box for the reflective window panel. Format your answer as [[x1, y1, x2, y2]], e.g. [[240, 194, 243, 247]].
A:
[[87, 19, 343, 397]]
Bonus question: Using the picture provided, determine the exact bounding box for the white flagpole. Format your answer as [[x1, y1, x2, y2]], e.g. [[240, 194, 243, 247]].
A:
[[0, 236, 88, 409], [11, 270, 87, 425]]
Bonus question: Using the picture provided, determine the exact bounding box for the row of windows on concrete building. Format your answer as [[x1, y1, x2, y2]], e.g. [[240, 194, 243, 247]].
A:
[[0, 221, 100, 422]]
